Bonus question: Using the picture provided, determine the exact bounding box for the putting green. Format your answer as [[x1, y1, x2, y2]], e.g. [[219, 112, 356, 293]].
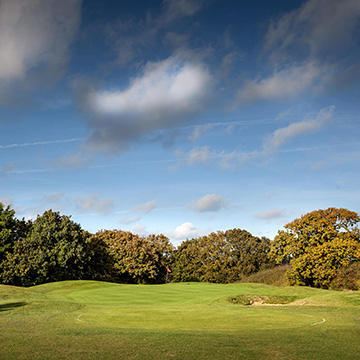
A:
[[1, 281, 360, 360]]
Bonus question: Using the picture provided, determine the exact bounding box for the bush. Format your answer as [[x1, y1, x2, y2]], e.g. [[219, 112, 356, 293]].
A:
[[330, 262, 360, 291], [239, 265, 290, 287]]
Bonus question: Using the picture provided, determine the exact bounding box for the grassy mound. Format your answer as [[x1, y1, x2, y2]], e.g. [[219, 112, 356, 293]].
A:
[[1, 281, 360, 359]]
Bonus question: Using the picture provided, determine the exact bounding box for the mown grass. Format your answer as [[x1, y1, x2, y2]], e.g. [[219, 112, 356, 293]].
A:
[[1, 281, 360, 359]]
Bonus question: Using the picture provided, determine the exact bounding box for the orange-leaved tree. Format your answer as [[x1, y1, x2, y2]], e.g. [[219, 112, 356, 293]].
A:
[[270, 208, 360, 288]]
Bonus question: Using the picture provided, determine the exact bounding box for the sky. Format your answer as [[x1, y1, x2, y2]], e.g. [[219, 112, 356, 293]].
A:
[[0, 0, 360, 245]]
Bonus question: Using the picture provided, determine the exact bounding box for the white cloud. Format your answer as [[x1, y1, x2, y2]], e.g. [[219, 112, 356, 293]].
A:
[[263, 106, 334, 154], [132, 200, 157, 214], [0, 0, 81, 81], [131, 224, 148, 236], [237, 62, 324, 104], [84, 55, 211, 153], [192, 194, 226, 212], [254, 209, 285, 220], [168, 222, 207, 241], [75, 194, 114, 215]]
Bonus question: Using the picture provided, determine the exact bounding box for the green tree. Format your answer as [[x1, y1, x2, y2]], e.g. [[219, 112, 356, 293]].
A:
[[270, 208, 360, 288], [172, 229, 271, 283], [0, 203, 31, 283], [146, 234, 175, 282], [225, 229, 273, 281], [2, 210, 91, 286], [92, 230, 163, 284]]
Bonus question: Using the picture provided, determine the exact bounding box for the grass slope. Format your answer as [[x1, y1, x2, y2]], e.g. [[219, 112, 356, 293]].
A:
[[1, 281, 360, 360]]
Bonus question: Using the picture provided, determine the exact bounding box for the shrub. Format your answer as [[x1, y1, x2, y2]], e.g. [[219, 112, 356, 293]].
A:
[[239, 265, 290, 287], [330, 262, 360, 291]]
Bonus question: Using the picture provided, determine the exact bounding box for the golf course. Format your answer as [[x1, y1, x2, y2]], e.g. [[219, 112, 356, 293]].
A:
[[1, 281, 360, 359]]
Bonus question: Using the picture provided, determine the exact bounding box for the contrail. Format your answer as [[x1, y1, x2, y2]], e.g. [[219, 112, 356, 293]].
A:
[[0, 138, 85, 150]]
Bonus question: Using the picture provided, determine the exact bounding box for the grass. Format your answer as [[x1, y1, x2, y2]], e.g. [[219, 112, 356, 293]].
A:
[[1, 281, 360, 359]]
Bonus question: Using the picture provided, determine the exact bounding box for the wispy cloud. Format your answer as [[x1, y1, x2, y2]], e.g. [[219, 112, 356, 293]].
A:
[[0, 163, 14, 175], [265, 0, 360, 62], [132, 200, 158, 214], [254, 209, 285, 220], [0, 138, 84, 150], [262, 106, 334, 154], [75, 194, 114, 215], [120, 216, 141, 225], [108, 0, 202, 67], [237, 62, 325, 104]]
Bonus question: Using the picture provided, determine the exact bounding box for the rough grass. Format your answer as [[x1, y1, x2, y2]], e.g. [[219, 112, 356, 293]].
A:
[[1, 281, 360, 359]]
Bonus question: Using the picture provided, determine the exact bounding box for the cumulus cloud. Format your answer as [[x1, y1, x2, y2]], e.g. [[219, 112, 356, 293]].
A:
[[254, 209, 285, 220], [192, 194, 226, 212], [83, 55, 211, 153], [132, 200, 157, 214], [263, 106, 334, 154], [168, 222, 208, 241], [75, 194, 114, 215], [0, 0, 81, 90]]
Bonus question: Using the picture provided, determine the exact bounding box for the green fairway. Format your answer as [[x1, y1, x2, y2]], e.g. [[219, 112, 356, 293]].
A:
[[1, 281, 360, 359]]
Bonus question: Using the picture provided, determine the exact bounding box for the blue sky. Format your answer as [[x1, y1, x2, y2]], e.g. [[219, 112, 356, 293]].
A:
[[1, 0, 360, 245]]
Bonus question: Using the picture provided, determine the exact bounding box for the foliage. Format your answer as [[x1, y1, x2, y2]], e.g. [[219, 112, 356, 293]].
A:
[[239, 265, 290, 287], [270, 208, 360, 288], [172, 229, 273, 283], [1, 210, 91, 286], [146, 234, 175, 282], [0, 203, 32, 283], [90, 230, 171, 284], [330, 262, 360, 291]]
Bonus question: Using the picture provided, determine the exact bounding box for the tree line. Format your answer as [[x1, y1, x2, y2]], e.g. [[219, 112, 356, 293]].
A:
[[1, 203, 359, 289]]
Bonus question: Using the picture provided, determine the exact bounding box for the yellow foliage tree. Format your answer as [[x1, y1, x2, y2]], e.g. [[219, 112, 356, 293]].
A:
[[270, 208, 360, 288]]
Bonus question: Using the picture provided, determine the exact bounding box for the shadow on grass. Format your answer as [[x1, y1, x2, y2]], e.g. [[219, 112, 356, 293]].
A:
[[0, 302, 27, 312]]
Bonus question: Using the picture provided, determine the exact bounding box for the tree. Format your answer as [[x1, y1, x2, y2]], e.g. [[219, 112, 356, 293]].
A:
[[146, 234, 175, 282], [270, 208, 360, 288], [2, 210, 91, 286], [0, 203, 31, 283], [225, 229, 273, 281], [91, 230, 163, 284], [172, 229, 272, 283]]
